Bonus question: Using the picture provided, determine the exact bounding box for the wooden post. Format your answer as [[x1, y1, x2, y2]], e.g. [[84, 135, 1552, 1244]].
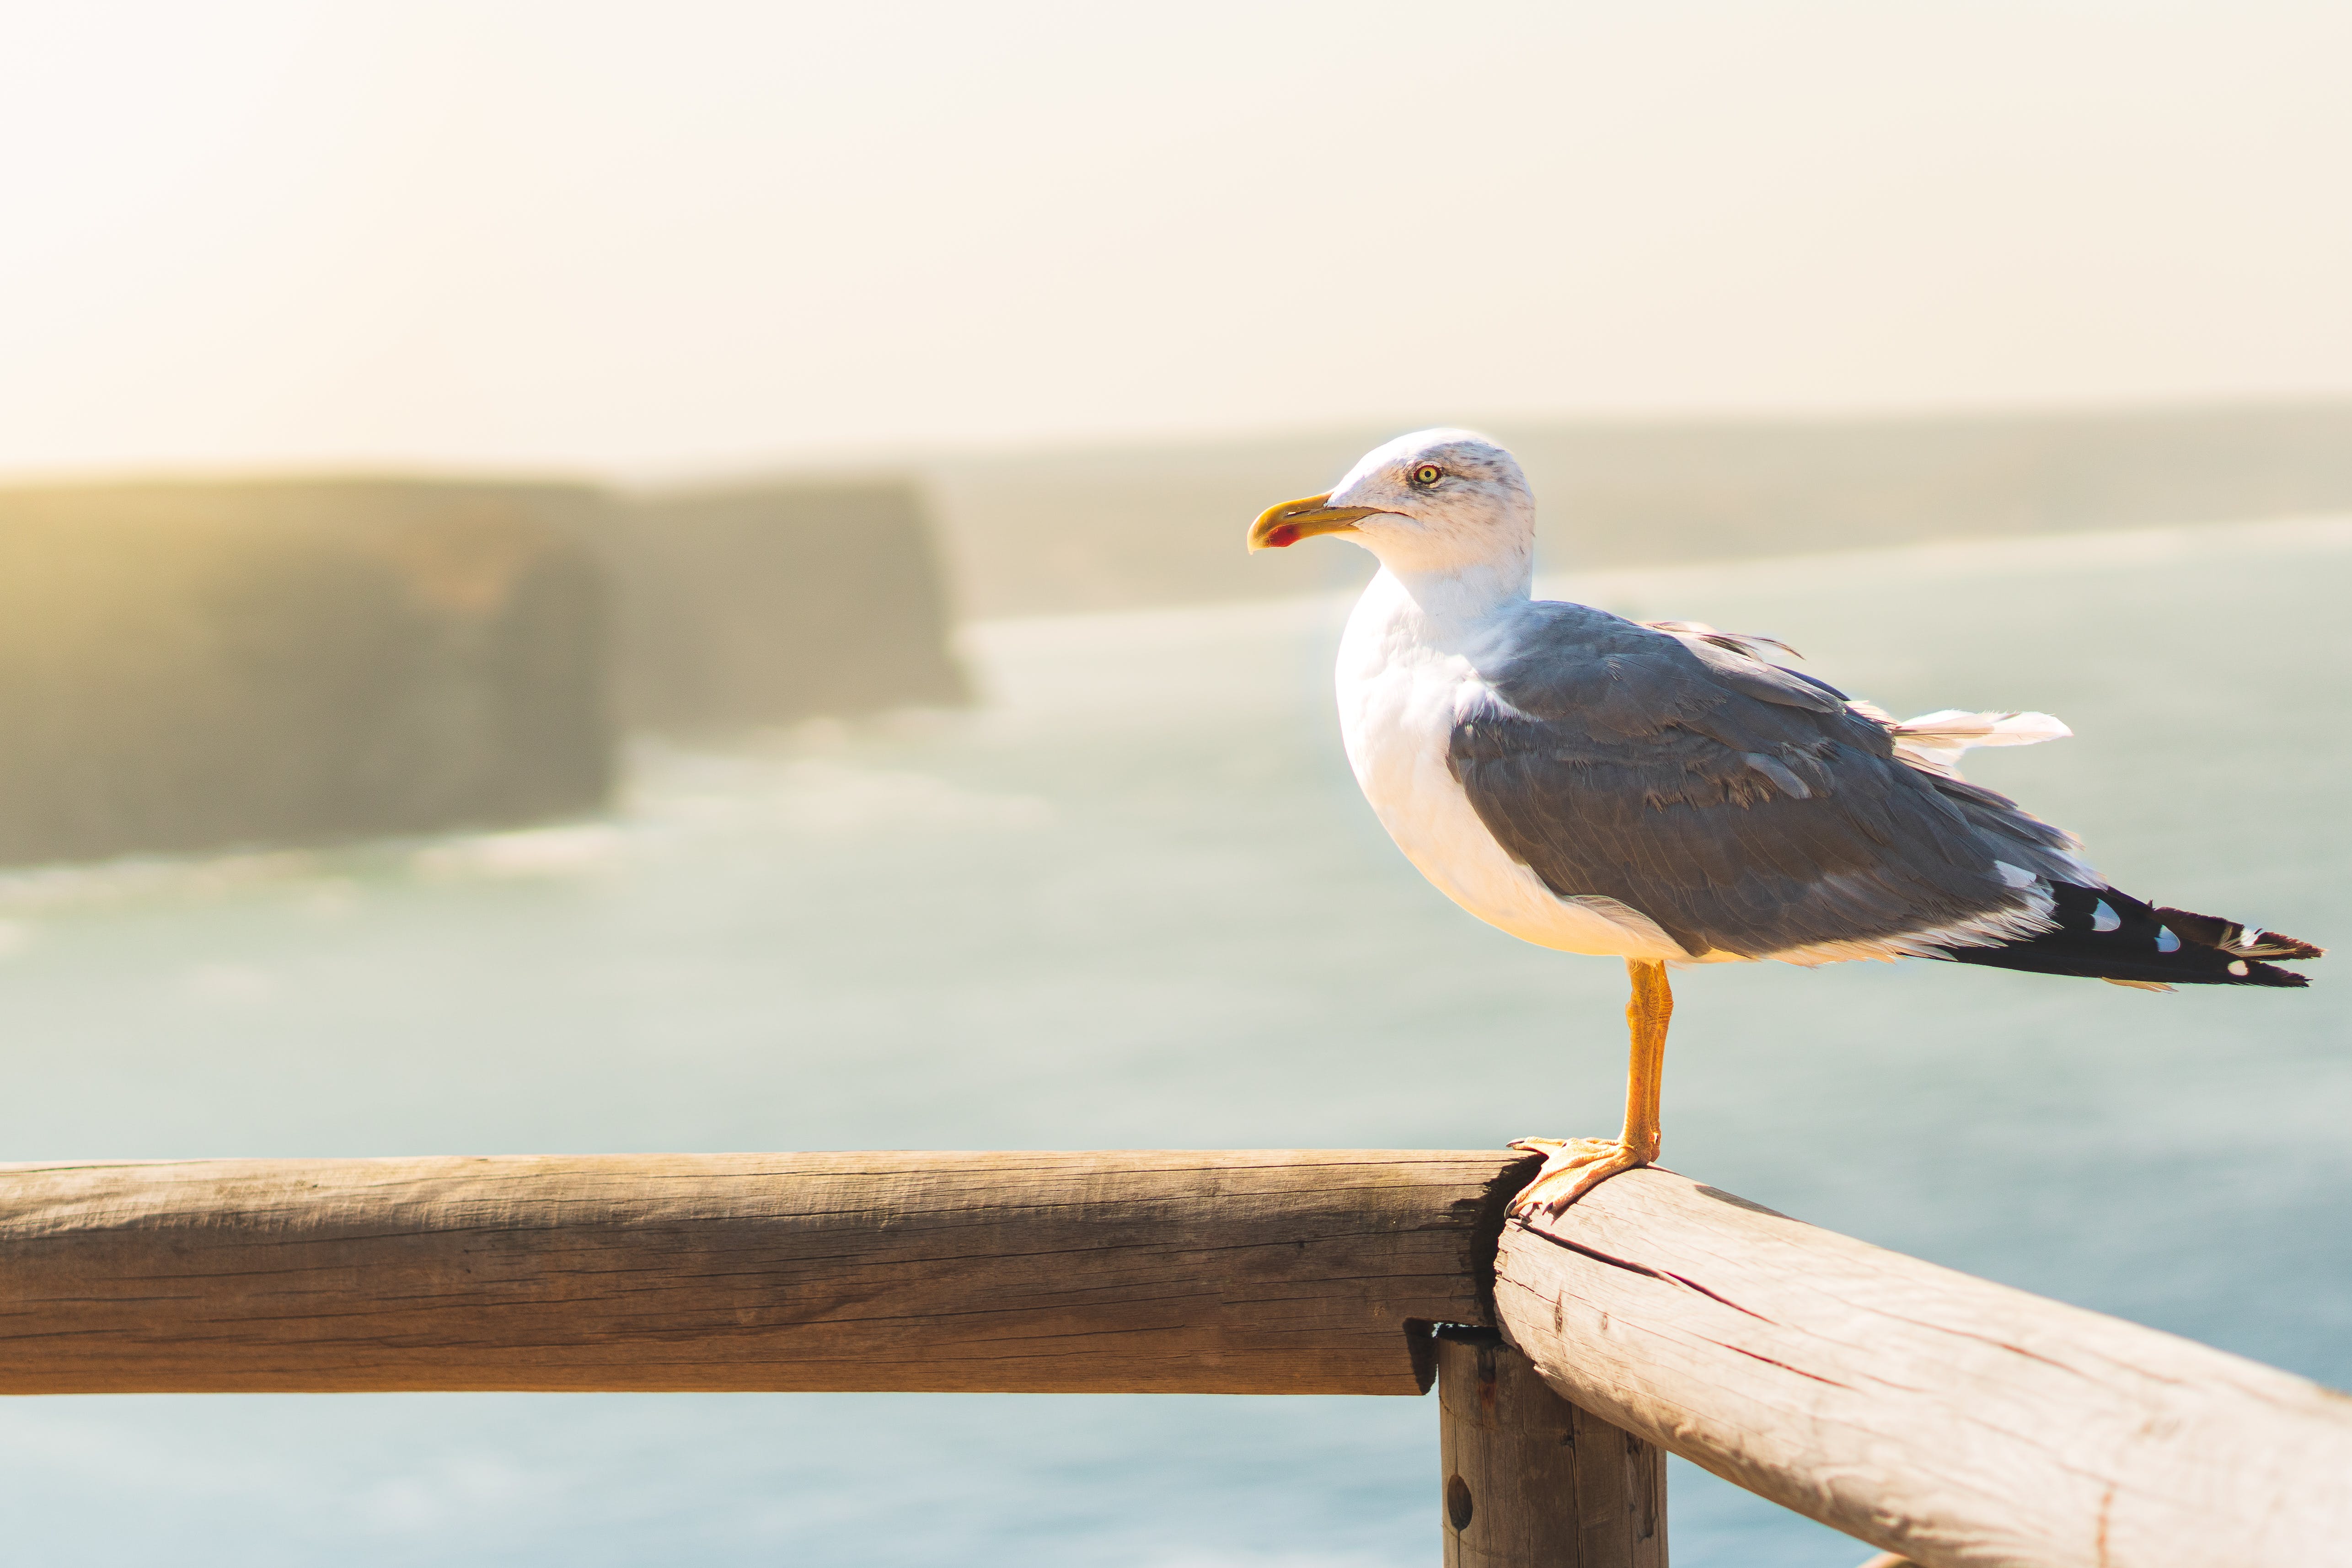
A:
[[1437, 1328, 1666, 1568]]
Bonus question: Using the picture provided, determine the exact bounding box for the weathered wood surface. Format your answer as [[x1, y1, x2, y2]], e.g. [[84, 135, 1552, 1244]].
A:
[[1494, 1167, 2352, 1568], [1438, 1330, 1666, 1568], [0, 1151, 1523, 1395]]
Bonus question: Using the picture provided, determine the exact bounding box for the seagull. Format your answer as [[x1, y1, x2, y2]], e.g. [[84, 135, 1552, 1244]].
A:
[[1249, 429, 2323, 1214]]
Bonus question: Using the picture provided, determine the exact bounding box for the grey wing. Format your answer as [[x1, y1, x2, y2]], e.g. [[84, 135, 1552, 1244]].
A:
[[1447, 604, 2082, 960]]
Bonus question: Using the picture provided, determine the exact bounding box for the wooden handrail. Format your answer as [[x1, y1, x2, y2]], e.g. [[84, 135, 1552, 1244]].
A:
[[6, 1149, 2350, 1568], [1494, 1166, 2352, 1568], [0, 1151, 1516, 1395]]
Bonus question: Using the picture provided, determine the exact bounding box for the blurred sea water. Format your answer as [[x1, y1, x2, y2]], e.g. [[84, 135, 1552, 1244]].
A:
[[1, 517, 2347, 1567]]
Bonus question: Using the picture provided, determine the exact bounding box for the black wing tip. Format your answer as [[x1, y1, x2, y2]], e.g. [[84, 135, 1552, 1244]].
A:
[[2154, 905, 2323, 963], [1940, 885, 2321, 989], [1945, 947, 2315, 988], [2193, 956, 2312, 989]]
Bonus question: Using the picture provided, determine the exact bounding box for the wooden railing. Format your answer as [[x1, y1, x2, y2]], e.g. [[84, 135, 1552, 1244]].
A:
[[4, 1150, 2347, 1568]]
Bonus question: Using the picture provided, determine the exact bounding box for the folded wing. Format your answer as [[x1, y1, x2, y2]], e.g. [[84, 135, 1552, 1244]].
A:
[[1450, 605, 2085, 963]]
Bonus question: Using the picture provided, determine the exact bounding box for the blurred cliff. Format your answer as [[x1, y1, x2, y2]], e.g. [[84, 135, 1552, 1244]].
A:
[[601, 482, 969, 732], [0, 477, 967, 866], [0, 400, 2343, 867]]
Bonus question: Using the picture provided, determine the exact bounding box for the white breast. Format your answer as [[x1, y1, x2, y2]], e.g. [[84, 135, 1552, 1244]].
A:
[[1333, 573, 1691, 962]]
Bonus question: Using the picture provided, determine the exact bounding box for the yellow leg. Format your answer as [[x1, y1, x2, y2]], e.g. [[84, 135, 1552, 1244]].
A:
[[1509, 959, 1673, 1216]]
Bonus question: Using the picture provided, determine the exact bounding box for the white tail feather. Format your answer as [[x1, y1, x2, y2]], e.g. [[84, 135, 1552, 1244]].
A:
[[1889, 709, 2072, 775]]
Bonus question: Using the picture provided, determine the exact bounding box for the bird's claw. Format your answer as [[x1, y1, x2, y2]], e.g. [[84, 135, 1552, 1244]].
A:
[[1506, 1135, 1646, 1216]]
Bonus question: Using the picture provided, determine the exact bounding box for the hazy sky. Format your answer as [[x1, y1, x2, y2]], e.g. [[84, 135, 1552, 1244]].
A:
[[3, 1, 2347, 476]]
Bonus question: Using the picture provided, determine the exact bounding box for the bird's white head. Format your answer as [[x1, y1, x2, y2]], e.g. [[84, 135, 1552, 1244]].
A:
[[1248, 429, 1535, 593]]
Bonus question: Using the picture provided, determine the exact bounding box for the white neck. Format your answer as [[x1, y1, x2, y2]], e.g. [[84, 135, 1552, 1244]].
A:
[[1364, 548, 1533, 627]]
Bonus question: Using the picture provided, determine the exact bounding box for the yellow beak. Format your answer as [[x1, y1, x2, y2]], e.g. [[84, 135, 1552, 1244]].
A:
[[1248, 494, 1381, 552]]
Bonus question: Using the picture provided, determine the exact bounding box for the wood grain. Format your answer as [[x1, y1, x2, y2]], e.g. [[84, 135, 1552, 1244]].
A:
[[1438, 1331, 1667, 1568], [1494, 1167, 2352, 1568], [0, 1150, 1525, 1395]]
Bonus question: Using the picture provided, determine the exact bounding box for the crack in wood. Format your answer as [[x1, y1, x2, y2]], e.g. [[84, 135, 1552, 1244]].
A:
[[1511, 1219, 1779, 1324]]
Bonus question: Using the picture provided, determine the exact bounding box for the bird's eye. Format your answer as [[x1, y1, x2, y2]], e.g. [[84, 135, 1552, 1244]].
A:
[[1410, 464, 1444, 487]]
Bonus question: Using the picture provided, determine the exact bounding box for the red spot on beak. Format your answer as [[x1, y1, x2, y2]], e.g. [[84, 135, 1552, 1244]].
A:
[[1263, 524, 1300, 548]]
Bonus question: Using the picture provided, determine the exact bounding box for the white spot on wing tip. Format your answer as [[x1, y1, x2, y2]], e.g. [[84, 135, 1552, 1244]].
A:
[[2091, 899, 2120, 933], [2229, 959, 2250, 976], [2156, 926, 2181, 954]]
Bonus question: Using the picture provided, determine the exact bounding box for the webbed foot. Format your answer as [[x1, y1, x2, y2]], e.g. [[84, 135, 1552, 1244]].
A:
[[1506, 1136, 1646, 1216]]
